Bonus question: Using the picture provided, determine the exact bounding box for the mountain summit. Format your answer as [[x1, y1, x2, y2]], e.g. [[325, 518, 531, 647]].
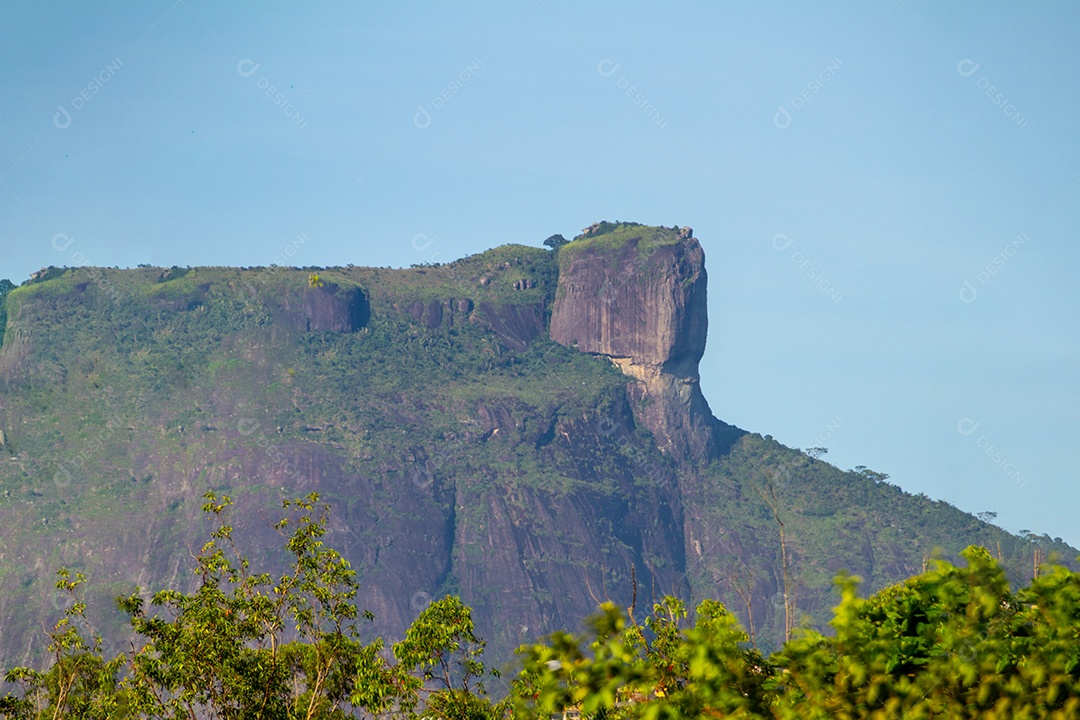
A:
[[0, 222, 1071, 664], [551, 223, 735, 464]]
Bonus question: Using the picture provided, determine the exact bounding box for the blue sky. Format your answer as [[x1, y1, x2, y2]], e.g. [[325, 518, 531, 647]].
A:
[[2, 2, 1078, 546]]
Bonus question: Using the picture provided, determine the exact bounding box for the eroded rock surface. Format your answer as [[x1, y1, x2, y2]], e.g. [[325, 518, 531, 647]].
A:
[[550, 228, 729, 464]]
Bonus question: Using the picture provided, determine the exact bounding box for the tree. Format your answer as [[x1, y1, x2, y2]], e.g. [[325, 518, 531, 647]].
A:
[[118, 492, 372, 718], [371, 596, 505, 720], [976, 510, 998, 524], [8, 493, 1080, 720], [0, 569, 125, 719], [0, 493, 508, 720], [758, 480, 795, 643], [542, 234, 568, 252], [513, 596, 771, 720], [852, 465, 890, 484], [770, 547, 1080, 718]]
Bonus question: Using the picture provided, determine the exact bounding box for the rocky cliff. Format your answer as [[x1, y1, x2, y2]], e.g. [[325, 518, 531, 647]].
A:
[[550, 223, 738, 465]]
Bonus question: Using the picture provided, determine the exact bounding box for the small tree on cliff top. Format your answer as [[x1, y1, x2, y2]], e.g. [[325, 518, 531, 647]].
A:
[[543, 234, 568, 251]]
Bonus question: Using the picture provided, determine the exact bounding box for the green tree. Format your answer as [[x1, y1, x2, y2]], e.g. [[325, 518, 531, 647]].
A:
[[543, 235, 568, 252], [513, 596, 771, 719], [354, 596, 505, 720], [8, 491, 1080, 720], [0, 569, 126, 719], [117, 492, 373, 719], [770, 546, 1080, 718], [1, 493, 508, 720]]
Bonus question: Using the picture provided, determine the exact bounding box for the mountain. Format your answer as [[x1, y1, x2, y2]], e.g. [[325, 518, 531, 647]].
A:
[[0, 222, 1073, 665]]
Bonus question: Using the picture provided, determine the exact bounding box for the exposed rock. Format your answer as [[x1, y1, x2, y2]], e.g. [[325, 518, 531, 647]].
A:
[[398, 292, 541, 350], [408, 300, 443, 328], [281, 282, 369, 332], [422, 301, 443, 328], [550, 231, 725, 464], [477, 301, 544, 351], [305, 283, 369, 332]]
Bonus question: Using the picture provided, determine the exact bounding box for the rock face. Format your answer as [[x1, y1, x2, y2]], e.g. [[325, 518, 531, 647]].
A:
[[476, 301, 545, 351], [401, 298, 544, 349], [550, 229, 726, 464], [281, 282, 370, 332]]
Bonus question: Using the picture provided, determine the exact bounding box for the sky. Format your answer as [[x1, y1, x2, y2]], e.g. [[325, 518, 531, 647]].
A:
[[1, 2, 1078, 547]]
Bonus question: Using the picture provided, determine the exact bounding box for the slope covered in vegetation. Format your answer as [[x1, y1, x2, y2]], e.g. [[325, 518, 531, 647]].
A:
[[0, 225, 1073, 669]]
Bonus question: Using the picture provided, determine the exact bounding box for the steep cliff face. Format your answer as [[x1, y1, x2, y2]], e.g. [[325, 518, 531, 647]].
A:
[[550, 224, 734, 464]]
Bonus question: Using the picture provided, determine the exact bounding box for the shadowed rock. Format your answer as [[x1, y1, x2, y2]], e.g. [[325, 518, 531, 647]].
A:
[[281, 282, 369, 332]]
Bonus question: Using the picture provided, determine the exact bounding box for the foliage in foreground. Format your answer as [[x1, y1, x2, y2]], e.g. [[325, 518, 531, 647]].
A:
[[0, 494, 503, 720], [2, 497, 1079, 719]]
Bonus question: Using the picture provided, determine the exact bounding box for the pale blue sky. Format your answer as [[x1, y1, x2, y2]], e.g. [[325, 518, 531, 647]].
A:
[[2, 2, 1078, 545]]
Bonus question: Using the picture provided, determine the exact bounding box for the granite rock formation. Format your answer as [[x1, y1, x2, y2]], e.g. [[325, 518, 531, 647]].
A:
[[280, 282, 370, 333], [550, 227, 731, 464]]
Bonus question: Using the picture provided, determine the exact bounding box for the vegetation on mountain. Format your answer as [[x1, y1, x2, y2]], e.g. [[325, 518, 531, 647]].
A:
[[561, 223, 682, 270], [3, 497, 1078, 719], [0, 494, 508, 719], [542, 235, 568, 252], [0, 224, 1074, 671]]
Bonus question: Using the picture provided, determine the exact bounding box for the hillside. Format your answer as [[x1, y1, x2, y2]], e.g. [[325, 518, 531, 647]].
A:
[[0, 223, 1073, 665]]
